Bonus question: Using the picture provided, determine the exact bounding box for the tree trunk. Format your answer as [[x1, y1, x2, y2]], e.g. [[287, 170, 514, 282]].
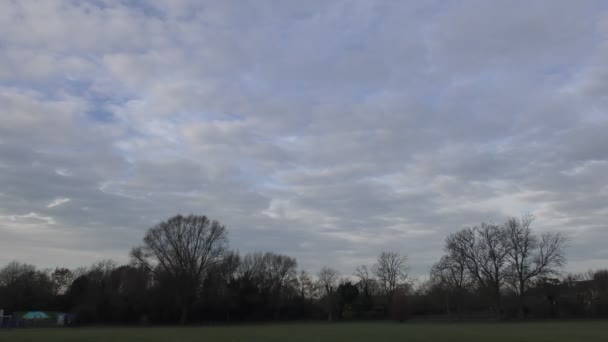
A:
[[518, 281, 526, 320], [455, 288, 463, 320], [493, 285, 502, 319], [325, 285, 334, 322], [180, 305, 188, 325], [327, 294, 334, 321]]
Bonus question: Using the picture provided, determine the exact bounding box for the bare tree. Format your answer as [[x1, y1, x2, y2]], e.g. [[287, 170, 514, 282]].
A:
[[0, 261, 36, 286], [50, 267, 73, 295], [373, 252, 409, 298], [296, 270, 316, 301], [264, 253, 297, 293], [317, 266, 339, 321], [0, 262, 55, 314], [504, 215, 567, 318], [592, 270, 608, 294], [217, 250, 241, 283], [430, 253, 471, 316], [238, 252, 296, 290], [238, 252, 265, 283], [263, 252, 297, 319], [130, 214, 227, 324], [446, 223, 511, 314], [431, 254, 470, 291], [355, 265, 378, 297]]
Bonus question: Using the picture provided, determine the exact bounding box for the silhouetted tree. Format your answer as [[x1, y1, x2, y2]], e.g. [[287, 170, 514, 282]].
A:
[[64, 260, 118, 323], [373, 252, 409, 315], [355, 265, 377, 314], [446, 223, 510, 315], [430, 253, 471, 316], [373, 252, 409, 298], [130, 214, 228, 324], [336, 280, 359, 319], [51, 268, 73, 296], [504, 215, 567, 318], [258, 252, 297, 319], [0, 261, 54, 314], [317, 266, 339, 321], [296, 270, 316, 301], [0, 213, 582, 324]]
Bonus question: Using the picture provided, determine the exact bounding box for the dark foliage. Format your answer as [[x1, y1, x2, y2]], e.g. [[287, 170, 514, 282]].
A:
[[0, 214, 605, 324]]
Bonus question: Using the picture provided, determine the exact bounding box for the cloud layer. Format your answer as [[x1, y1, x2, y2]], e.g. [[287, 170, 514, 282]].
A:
[[1, 0, 607, 275]]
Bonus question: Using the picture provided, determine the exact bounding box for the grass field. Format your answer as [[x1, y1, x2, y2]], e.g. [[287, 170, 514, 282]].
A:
[[1, 321, 607, 342]]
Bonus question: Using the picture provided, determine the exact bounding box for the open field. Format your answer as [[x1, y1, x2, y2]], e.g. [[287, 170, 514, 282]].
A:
[[1, 321, 608, 342]]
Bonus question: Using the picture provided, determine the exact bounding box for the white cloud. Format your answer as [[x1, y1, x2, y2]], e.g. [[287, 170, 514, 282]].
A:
[[0, 0, 606, 275], [47, 198, 71, 208], [1, 212, 56, 225], [55, 169, 72, 177]]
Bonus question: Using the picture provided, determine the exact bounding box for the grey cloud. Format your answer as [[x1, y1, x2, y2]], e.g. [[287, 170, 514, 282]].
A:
[[0, 0, 607, 276]]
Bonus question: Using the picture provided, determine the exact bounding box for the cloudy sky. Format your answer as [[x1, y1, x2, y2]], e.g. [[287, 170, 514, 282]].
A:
[[1, 1, 607, 276]]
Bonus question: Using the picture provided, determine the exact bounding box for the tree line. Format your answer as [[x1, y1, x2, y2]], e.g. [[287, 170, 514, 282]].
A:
[[1, 214, 607, 324]]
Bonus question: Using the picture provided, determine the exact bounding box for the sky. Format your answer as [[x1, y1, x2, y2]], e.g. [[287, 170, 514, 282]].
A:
[[1, 0, 607, 277]]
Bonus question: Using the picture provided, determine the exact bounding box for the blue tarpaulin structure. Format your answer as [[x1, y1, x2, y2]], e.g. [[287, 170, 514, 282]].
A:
[[22, 311, 49, 320]]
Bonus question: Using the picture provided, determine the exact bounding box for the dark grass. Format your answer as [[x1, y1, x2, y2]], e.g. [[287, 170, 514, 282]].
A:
[[1, 321, 607, 341]]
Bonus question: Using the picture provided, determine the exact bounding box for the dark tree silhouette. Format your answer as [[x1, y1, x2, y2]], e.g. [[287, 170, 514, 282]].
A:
[[130, 214, 227, 324], [0, 214, 583, 324], [430, 253, 471, 316], [336, 280, 359, 319], [318, 266, 339, 321], [446, 223, 511, 315], [504, 215, 567, 318], [373, 252, 409, 301]]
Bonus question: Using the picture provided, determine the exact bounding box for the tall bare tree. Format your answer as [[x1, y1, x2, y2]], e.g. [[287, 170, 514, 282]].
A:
[[238, 252, 265, 283], [296, 270, 316, 301], [504, 215, 566, 318], [446, 223, 511, 314], [430, 252, 471, 316], [355, 265, 378, 298], [263, 252, 297, 319], [373, 252, 409, 298], [130, 214, 227, 324], [50, 267, 74, 296], [431, 254, 470, 291], [264, 253, 297, 293], [317, 266, 339, 321]]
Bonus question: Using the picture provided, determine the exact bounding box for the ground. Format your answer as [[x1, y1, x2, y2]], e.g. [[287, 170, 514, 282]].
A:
[[1, 321, 607, 341]]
